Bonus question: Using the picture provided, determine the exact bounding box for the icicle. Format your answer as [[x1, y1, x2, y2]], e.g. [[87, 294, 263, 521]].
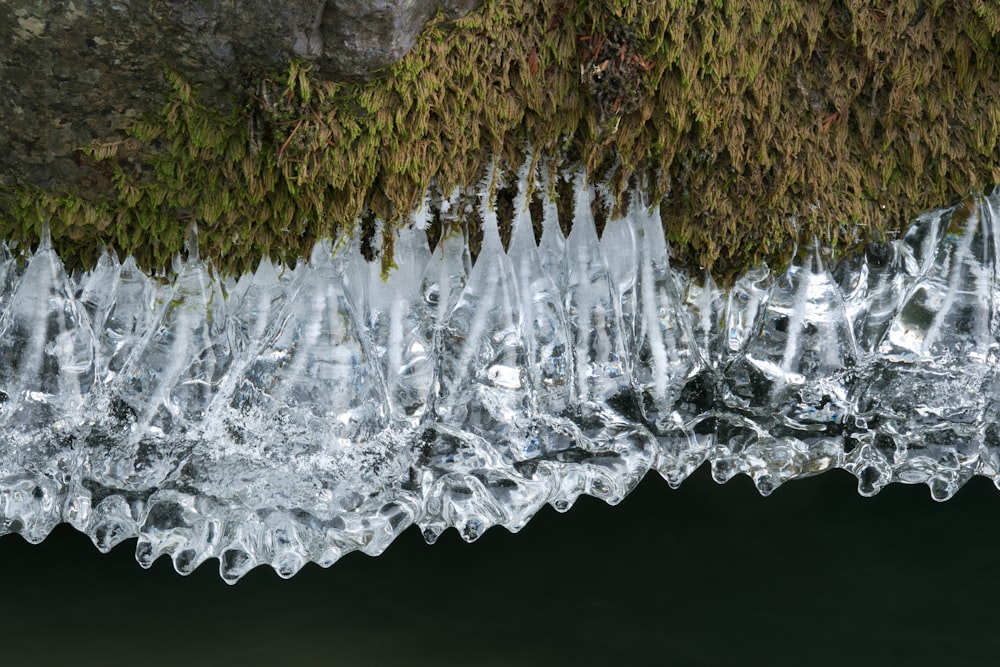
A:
[[1, 173, 1000, 579]]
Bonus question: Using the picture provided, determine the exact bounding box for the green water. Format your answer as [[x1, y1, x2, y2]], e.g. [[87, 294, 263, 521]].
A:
[[1, 467, 998, 665]]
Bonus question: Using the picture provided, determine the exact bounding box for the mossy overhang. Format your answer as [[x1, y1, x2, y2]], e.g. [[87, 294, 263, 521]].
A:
[[1, 0, 998, 285]]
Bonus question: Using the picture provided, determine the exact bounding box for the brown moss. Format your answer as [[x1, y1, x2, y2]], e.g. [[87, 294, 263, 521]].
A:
[[1, 0, 998, 284]]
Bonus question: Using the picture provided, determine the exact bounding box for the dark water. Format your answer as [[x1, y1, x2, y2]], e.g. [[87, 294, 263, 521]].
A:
[[2, 467, 998, 665]]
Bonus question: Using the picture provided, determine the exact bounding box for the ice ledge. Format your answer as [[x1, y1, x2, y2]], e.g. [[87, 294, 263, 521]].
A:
[[1, 173, 999, 581]]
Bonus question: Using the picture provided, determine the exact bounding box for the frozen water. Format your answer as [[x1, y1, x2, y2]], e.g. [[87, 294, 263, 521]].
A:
[[1, 171, 999, 580]]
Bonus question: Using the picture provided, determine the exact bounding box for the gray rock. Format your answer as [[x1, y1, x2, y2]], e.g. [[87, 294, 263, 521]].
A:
[[0, 0, 481, 196], [319, 0, 482, 78]]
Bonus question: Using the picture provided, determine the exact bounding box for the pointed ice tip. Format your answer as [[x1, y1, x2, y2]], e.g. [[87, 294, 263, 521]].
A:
[[570, 170, 595, 228], [477, 176, 502, 249], [310, 238, 337, 267], [37, 220, 53, 252], [808, 236, 825, 272], [254, 253, 277, 280], [184, 221, 200, 263], [512, 150, 535, 213], [509, 205, 536, 254]]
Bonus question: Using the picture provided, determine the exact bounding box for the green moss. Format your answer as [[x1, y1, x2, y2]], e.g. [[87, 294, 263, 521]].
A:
[[1, 0, 998, 284]]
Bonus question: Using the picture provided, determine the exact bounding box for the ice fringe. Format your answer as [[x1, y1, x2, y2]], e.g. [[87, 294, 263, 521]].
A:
[[1, 172, 999, 582]]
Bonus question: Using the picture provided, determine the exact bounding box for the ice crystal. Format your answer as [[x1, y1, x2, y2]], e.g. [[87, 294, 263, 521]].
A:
[[1, 174, 998, 581]]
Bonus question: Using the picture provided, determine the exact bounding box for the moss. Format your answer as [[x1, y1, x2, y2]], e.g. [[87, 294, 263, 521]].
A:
[[1, 0, 998, 285]]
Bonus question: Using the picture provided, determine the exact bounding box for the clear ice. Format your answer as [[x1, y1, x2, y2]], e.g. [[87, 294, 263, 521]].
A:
[[1, 171, 999, 581]]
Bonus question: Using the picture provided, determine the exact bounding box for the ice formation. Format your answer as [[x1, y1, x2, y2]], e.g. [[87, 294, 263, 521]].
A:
[[1, 170, 998, 581]]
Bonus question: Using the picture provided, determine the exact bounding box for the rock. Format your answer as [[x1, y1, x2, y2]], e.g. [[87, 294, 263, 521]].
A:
[[0, 0, 481, 196], [319, 0, 483, 77]]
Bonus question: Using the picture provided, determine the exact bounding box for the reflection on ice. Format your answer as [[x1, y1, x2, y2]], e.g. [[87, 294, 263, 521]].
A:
[[1, 172, 998, 580]]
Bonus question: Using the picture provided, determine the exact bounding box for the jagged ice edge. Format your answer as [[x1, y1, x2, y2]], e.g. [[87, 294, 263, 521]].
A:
[[1, 171, 999, 582]]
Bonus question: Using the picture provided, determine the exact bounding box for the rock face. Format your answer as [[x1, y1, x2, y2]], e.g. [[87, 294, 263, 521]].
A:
[[321, 0, 482, 77], [0, 0, 481, 196]]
